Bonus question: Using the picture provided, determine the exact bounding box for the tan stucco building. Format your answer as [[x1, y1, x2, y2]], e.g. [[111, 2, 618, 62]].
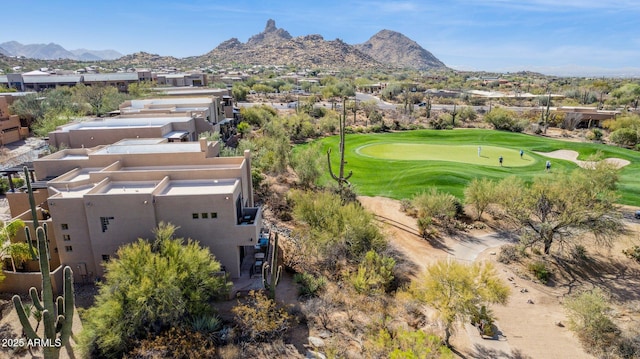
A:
[[7, 138, 260, 282], [47, 115, 218, 149], [0, 94, 29, 145]]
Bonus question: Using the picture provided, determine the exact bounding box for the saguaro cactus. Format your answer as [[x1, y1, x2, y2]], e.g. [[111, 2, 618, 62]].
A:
[[327, 97, 353, 189], [262, 232, 282, 300], [12, 166, 75, 359]]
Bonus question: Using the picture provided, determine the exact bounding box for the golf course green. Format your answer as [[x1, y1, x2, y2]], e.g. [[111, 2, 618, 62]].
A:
[[316, 129, 640, 205], [357, 143, 533, 167]]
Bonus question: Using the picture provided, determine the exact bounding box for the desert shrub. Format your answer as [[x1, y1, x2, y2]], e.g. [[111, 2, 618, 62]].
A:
[[497, 244, 520, 264], [347, 250, 396, 295], [585, 128, 603, 141], [603, 114, 640, 132], [309, 106, 329, 118], [290, 190, 386, 270], [400, 199, 415, 215], [291, 143, 323, 188], [610, 128, 639, 147], [428, 115, 451, 130], [79, 223, 231, 358], [232, 290, 292, 342], [471, 305, 496, 337], [239, 105, 277, 127], [528, 261, 551, 283], [484, 107, 526, 132], [293, 272, 326, 298], [364, 328, 453, 359], [0, 177, 25, 195], [623, 245, 640, 263], [126, 327, 218, 359], [564, 289, 620, 355], [616, 332, 640, 359], [412, 188, 461, 233], [284, 113, 317, 141], [318, 114, 339, 134], [571, 244, 589, 261], [457, 106, 478, 122], [464, 177, 496, 221]]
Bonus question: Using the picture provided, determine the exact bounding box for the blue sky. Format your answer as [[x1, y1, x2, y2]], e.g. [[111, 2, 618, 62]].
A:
[[3, 0, 640, 76]]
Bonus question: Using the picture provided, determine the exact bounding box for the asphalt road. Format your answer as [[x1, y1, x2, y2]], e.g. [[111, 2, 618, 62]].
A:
[[237, 92, 537, 113]]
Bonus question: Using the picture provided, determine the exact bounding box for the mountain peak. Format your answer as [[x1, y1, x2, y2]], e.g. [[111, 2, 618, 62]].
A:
[[355, 29, 446, 70], [246, 19, 292, 46], [264, 19, 277, 33]]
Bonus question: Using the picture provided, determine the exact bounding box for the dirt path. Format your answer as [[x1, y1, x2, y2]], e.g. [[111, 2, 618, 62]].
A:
[[359, 196, 592, 359]]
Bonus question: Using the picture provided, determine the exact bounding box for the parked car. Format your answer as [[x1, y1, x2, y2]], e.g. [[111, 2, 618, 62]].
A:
[[635, 210, 640, 219]]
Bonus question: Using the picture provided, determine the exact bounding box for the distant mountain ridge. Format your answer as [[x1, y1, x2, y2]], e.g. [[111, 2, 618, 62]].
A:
[[355, 29, 446, 70], [1, 20, 447, 71], [193, 19, 447, 70], [0, 41, 122, 61]]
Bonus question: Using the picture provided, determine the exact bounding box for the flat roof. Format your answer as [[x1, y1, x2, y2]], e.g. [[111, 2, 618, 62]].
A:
[[51, 184, 95, 198], [127, 98, 214, 108], [114, 138, 166, 146], [57, 116, 192, 132], [97, 181, 157, 195], [83, 73, 138, 82], [94, 142, 202, 155], [159, 179, 237, 196], [23, 75, 82, 83], [164, 131, 189, 139], [60, 154, 90, 160], [119, 163, 243, 172]]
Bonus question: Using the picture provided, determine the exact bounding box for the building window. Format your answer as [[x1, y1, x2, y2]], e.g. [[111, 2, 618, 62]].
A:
[[100, 216, 114, 233], [61, 224, 69, 230], [201, 212, 209, 219], [211, 212, 218, 218], [63, 234, 71, 241], [65, 246, 73, 252], [102, 255, 110, 262], [192, 213, 199, 219]]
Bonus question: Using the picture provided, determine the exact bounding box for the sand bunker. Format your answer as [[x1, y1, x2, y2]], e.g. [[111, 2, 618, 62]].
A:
[[535, 149, 631, 169]]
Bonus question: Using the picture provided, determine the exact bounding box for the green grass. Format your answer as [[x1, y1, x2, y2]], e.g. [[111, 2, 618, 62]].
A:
[[357, 143, 533, 167], [315, 129, 640, 205]]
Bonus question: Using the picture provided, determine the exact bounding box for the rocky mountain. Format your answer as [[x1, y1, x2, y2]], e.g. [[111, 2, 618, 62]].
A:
[[0, 41, 122, 61], [0, 46, 9, 56], [355, 30, 446, 70], [70, 48, 123, 61], [110, 52, 182, 68], [246, 19, 292, 47], [194, 20, 447, 70], [1, 20, 447, 71], [195, 20, 384, 70]]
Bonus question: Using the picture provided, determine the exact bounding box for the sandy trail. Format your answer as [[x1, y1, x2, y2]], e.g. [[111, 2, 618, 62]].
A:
[[359, 196, 592, 359]]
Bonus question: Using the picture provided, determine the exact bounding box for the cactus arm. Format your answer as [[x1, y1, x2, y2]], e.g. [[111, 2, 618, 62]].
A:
[[25, 227, 37, 260], [24, 166, 39, 229], [42, 309, 55, 345], [55, 315, 64, 333], [30, 287, 44, 311], [36, 227, 55, 325], [12, 295, 38, 339], [59, 267, 74, 343], [327, 149, 339, 181], [56, 297, 64, 321], [344, 171, 353, 182]]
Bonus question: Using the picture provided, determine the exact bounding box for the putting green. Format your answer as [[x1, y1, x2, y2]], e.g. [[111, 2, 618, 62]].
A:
[[356, 143, 535, 167]]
